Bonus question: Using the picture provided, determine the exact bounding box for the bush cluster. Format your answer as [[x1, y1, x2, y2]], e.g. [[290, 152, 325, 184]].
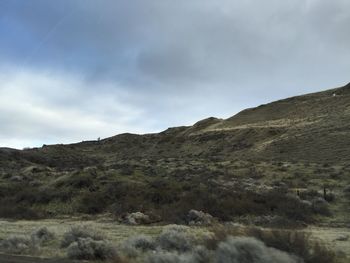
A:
[[118, 224, 336, 263], [214, 236, 299, 263], [121, 235, 156, 258], [0, 227, 55, 255], [208, 225, 336, 263], [61, 225, 105, 248], [61, 225, 119, 261], [67, 237, 117, 260], [0, 235, 34, 255], [31, 227, 55, 245]]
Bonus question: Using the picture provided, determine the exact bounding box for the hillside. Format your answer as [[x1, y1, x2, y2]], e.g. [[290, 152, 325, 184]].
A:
[[1, 83, 350, 225]]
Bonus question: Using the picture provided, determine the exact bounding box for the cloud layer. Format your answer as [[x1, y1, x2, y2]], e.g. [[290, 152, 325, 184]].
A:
[[1, 0, 350, 148]]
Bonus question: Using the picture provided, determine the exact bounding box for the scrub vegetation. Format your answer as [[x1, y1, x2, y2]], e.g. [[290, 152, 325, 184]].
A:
[[1, 85, 350, 261]]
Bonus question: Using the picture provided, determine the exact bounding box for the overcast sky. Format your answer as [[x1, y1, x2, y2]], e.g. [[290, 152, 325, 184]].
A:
[[1, 0, 350, 149]]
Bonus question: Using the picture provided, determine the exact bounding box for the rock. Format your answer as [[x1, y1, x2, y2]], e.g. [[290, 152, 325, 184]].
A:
[[187, 210, 214, 226], [125, 212, 151, 225]]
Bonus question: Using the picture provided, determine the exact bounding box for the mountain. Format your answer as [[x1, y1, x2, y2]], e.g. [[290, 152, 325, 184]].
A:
[[1, 83, 350, 224]]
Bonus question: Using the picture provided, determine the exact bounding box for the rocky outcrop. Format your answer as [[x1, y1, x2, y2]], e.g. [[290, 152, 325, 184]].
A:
[[187, 210, 214, 226], [124, 212, 151, 225]]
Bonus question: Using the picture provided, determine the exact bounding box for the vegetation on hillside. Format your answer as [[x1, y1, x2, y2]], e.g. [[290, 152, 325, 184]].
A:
[[1, 84, 350, 225]]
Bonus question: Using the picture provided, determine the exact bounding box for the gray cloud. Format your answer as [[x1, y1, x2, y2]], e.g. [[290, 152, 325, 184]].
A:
[[0, 0, 350, 148]]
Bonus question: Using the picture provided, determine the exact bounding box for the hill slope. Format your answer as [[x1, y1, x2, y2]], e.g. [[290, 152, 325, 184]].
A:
[[3, 82, 350, 167], [1, 83, 350, 224]]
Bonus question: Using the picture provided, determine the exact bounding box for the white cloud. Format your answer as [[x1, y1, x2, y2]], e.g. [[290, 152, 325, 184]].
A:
[[1, 1, 350, 149], [0, 66, 152, 149]]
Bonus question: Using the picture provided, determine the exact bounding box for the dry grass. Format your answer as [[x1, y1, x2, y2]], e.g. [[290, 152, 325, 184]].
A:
[[0, 219, 348, 262]]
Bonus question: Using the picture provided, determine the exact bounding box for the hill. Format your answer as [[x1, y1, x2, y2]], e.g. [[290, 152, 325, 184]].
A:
[[1, 83, 350, 225]]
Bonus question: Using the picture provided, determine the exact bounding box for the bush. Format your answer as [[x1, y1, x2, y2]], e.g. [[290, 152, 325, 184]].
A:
[[144, 251, 183, 263], [156, 225, 193, 252], [61, 225, 105, 248], [0, 201, 42, 219], [214, 236, 300, 263], [76, 191, 108, 214], [120, 235, 156, 258], [209, 226, 336, 263], [0, 235, 36, 254], [31, 227, 55, 245], [67, 237, 118, 260], [249, 228, 335, 263], [188, 245, 213, 263], [144, 246, 212, 263], [311, 198, 331, 216]]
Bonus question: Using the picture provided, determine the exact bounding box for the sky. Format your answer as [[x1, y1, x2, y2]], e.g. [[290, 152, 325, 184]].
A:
[[1, 0, 350, 149]]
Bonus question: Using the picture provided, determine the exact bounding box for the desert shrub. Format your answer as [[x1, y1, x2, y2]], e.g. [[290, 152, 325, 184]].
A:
[[266, 192, 313, 222], [324, 193, 335, 202], [344, 185, 350, 193], [144, 246, 212, 263], [252, 228, 335, 263], [209, 226, 336, 263], [61, 225, 105, 248], [144, 251, 183, 263], [344, 186, 350, 199], [214, 236, 300, 263], [0, 235, 36, 254], [56, 172, 94, 189], [156, 225, 193, 252], [31, 227, 55, 245], [120, 235, 156, 258], [0, 200, 42, 219], [76, 190, 108, 214], [311, 198, 331, 216], [67, 237, 118, 260], [299, 189, 322, 200], [189, 245, 213, 263]]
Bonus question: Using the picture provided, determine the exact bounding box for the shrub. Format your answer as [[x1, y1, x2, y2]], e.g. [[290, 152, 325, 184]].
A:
[[209, 226, 336, 263], [61, 225, 105, 248], [0, 235, 35, 254], [31, 227, 55, 245], [0, 201, 42, 219], [214, 236, 300, 263], [344, 186, 350, 199], [76, 191, 108, 214], [120, 235, 156, 258], [67, 237, 118, 260], [144, 247, 212, 263], [188, 245, 213, 263], [324, 192, 335, 202], [144, 251, 183, 263], [156, 226, 193, 252], [311, 198, 331, 216]]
